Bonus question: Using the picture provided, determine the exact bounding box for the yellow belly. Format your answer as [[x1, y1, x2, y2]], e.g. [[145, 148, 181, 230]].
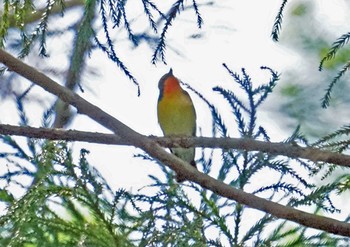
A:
[[157, 91, 196, 137], [157, 89, 197, 179]]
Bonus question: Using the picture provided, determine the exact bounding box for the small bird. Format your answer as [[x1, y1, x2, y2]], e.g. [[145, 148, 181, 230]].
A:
[[157, 68, 197, 182]]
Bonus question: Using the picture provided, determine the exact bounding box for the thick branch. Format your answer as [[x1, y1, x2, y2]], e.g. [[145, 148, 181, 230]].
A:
[[1, 124, 350, 169], [0, 124, 124, 144], [1, 48, 350, 237]]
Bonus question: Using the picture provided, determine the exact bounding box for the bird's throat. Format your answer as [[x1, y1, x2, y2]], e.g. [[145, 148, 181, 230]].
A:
[[163, 76, 182, 96]]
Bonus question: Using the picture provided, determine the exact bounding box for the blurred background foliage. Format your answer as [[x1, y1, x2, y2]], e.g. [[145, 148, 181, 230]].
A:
[[275, 0, 350, 138]]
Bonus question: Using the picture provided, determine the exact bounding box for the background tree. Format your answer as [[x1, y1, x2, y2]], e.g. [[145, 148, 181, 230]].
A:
[[1, 0, 350, 246]]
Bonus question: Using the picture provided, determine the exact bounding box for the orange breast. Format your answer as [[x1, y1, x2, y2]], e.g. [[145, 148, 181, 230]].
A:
[[162, 76, 182, 96]]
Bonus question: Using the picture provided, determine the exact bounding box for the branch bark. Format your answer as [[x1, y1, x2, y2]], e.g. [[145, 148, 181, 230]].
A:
[[1, 124, 350, 169], [1, 48, 350, 237]]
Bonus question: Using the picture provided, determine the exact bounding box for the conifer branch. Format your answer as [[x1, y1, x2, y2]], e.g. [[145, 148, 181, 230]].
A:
[[321, 60, 350, 108], [7, 0, 84, 27], [95, 0, 140, 95], [271, 0, 288, 42], [1, 48, 350, 237], [319, 32, 350, 71], [152, 0, 185, 64], [53, 0, 96, 128]]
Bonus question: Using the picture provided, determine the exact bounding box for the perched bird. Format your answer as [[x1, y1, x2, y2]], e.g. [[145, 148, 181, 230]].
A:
[[157, 68, 197, 182]]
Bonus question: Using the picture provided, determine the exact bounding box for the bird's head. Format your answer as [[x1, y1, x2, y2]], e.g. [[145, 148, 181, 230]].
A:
[[158, 68, 182, 96]]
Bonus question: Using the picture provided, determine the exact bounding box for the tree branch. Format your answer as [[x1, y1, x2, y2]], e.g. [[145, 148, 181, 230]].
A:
[[1, 48, 350, 237], [1, 124, 350, 169]]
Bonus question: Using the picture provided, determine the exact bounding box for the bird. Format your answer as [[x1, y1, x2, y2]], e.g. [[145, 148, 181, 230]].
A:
[[157, 68, 197, 182]]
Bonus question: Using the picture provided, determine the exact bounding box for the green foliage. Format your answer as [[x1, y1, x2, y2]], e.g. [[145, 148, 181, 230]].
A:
[[0, 140, 136, 246], [273, 1, 350, 110], [0, 0, 64, 56], [280, 84, 301, 98], [269, 1, 350, 138], [0, 99, 135, 246], [319, 33, 350, 71], [290, 3, 308, 17], [318, 32, 350, 108], [319, 46, 350, 70]]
